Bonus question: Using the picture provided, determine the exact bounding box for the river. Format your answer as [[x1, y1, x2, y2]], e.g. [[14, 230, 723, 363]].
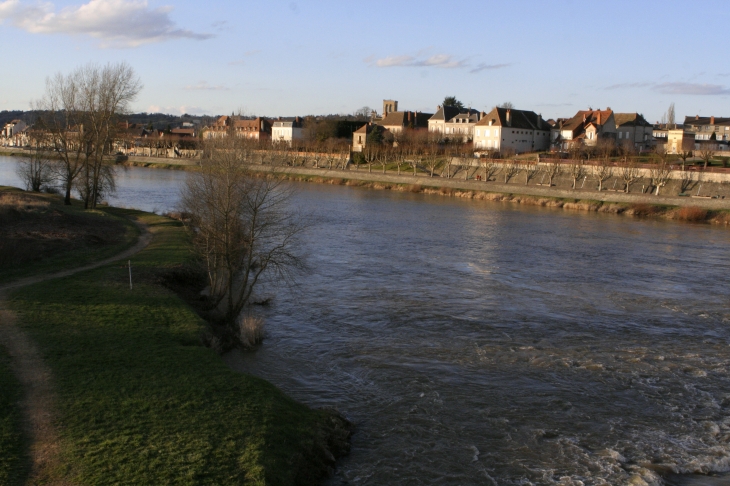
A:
[[2, 156, 730, 485]]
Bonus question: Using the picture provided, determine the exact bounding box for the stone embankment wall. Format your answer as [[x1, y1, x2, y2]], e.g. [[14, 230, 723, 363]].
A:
[[246, 165, 730, 211]]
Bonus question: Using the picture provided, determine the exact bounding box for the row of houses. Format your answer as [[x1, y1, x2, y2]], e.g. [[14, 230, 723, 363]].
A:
[[350, 99, 730, 156], [2, 103, 728, 157]]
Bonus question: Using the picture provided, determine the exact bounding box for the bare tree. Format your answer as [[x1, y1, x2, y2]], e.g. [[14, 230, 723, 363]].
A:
[[698, 148, 715, 169], [362, 143, 379, 173], [16, 128, 55, 192], [35, 62, 141, 208], [649, 160, 671, 195], [568, 160, 587, 189], [679, 170, 697, 194], [180, 136, 306, 342], [520, 161, 540, 185], [484, 160, 500, 182], [422, 143, 443, 177], [499, 102, 514, 109], [542, 160, 562, 186], [619, 159, 641, 193], [502, 160, 520, 183], [592, 158, 613, 191], [678, 149, 692, 171], [667, 102, 676, 128]]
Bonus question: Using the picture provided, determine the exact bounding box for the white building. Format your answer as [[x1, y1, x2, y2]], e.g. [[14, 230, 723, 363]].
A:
[[473, 107, 551, 154], [1, 119, 27, 145], [272, 117, 304, 145]]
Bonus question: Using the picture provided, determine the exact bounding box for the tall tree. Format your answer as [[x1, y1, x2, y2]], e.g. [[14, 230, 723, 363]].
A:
[[667, 102, 676, 128], [443, 96, 464, 110], [35, 62, 141, 207], [180, 136, 306, 342]]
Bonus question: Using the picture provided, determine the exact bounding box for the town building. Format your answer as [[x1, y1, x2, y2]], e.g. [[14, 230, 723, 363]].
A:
[[204, 116, 271, 140], [352, 123, 387, 152], [472, 107, 551, 154], [1, 119, 27, 146], [551, 108, 616, 150], [666, 129, 695, 154], [613, 113, 653, 151], [272, 117, 304, 145], [428, 106, 483, 141]]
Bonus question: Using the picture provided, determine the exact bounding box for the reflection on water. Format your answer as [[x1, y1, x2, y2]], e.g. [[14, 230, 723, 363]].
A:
[[2, 157, 730, 485]]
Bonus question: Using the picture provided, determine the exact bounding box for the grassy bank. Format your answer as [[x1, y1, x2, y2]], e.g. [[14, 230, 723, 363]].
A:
[[0, 187, 140, 283], [0, 346, 27, 484], [2, 200, 349, 484], [275, 172, 730, 226]]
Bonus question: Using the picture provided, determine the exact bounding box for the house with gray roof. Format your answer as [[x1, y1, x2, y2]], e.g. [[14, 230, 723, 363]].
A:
[[428, 106, 484, 142], [614, 113, 653, 151], [473, 107, 551, 154]]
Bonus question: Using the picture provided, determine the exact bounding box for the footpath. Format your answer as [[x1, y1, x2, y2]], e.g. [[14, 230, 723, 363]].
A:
[[0, 219, 152, 483]]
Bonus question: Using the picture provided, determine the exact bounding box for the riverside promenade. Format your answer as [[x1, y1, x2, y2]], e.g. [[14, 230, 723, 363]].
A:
[[3, 147, 729, 210]]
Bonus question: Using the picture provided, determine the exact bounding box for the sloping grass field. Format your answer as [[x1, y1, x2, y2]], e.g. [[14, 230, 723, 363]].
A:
[[2, 196, 347, 484]]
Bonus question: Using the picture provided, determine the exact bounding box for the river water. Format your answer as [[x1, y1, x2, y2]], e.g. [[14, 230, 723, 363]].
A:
[[2, 156, 730, 485]]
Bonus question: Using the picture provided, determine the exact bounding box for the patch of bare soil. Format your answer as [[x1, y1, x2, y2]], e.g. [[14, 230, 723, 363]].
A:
[[0, 192, 127, 272], [0, 303, 63, 485]]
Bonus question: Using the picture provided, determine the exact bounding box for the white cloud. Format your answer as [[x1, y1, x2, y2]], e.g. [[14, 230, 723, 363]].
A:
[[654, 82, 730, 96], [470, 62, 512, 74], [0, 0, 212, 47], [371, 53, 467, 69], [183, 81, 228, 91]]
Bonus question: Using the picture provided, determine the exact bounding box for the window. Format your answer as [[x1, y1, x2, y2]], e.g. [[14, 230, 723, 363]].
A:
[[618, 132, 622, 139]]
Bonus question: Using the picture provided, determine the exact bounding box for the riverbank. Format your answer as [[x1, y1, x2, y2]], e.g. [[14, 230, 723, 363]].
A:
[[0, 188, 351, 484], [4, 149, 730, 224]]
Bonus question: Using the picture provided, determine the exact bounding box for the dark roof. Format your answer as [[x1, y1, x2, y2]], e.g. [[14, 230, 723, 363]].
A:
[[614, 113, 651, 128], [559, 109, 613, 131], [378, 111, 432, 128], [683, 116, 730, 127], [429, 105, 462, 122], [474, 107, 549, 131]]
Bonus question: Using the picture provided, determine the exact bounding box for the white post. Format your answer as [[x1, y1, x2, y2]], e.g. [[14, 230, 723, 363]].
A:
[[128, 260, 132, 290]]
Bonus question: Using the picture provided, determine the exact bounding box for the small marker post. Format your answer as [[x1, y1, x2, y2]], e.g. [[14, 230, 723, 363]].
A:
[[128, 260, 132, 290]]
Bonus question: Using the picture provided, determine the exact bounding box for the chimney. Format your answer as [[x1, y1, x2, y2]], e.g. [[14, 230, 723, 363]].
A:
[[711, 116, 715, 125], [506, 109, 511, 126], [597, 112, 601, 125], [696, 115, 699, 120]]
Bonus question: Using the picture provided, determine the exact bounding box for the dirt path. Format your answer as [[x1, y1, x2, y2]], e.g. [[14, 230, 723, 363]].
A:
[[0, 219, 152, 484]]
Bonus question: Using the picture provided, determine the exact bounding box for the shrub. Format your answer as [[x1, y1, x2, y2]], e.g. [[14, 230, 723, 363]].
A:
[[676, 206, 708, 222], [238, 315, 265, 348], [630, 203, 660, 217], [409, 184, 422, 193]]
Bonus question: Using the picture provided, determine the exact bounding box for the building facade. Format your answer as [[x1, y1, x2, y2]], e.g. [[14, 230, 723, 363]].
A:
[[614, 113, 654, 150], [272, 117, 304, 145], [473, 107, 550, 154]]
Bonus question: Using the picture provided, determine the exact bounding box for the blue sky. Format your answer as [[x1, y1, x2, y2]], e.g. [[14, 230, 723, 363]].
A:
[[1, 0, 729, 122]]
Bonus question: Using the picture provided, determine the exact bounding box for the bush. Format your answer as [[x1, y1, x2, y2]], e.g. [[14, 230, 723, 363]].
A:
[[677, 206, 708, 222], [630, 203, 661, 217], [409, 184, 422, 193], [238, 315, 265, 348]]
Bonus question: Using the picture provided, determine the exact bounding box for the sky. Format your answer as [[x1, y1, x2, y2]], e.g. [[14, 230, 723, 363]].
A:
[[0, 0, 729, 122]]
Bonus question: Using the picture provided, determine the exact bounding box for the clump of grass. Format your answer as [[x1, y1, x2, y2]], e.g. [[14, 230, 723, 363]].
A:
[[238, 315, 265, 348], [629, 203, 661, 217], [409, 184, 422, 193], [439, 187, 454, 196], [329, 178, 344, 185], [676, 206, 708, 222]]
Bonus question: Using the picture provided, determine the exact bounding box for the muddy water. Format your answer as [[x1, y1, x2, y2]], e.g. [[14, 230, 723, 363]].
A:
[[2, 157, 730, 485]]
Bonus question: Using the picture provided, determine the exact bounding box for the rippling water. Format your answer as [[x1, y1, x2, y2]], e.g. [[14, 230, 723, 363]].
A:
[[2, 157, 730, 485]]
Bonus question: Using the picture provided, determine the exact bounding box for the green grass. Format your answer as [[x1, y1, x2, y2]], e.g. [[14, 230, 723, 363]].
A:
[[0, 346, 28, 485], [0, 188, 140, 284], [7, 211, 341, 485]]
